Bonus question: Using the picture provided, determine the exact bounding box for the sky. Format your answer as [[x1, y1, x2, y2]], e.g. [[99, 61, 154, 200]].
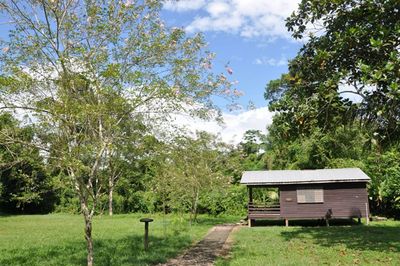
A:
[[0, 0, 304, 144], [162, 0, 302, 143]]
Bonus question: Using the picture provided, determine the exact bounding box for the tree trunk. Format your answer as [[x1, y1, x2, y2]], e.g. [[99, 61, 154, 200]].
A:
[[80, 199, 94, 266], [73, 169, 96, 266], [84, 214, 94, 266], [192, 189, 200, 223], [108, 176, 113, 216]]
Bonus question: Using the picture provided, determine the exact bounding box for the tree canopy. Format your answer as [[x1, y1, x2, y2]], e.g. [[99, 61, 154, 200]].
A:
[[264, 0, 400, 217], [0, 1, 235, 265]]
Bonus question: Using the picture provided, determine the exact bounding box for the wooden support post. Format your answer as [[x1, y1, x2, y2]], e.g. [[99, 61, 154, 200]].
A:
[[285, 218, 289, 227], [140, 218, 153, 251], [144, 222, 149, 250], [365, 202, 370, 225], [248, 186, 253, 204], [248, 186, 253, 228]]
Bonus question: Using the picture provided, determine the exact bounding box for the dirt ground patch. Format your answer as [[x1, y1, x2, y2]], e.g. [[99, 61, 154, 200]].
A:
[[160, 224, 237, 266]]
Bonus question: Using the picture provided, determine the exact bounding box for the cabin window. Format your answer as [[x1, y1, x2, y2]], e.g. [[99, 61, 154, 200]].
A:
[[297, 188, 324, 203]]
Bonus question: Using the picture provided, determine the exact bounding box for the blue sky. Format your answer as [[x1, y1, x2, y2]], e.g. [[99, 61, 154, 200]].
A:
[[0, 0, 303, 143], [0, 0, 301, 110], [161, 0, 303, 143], [162, 0, 302, 110]]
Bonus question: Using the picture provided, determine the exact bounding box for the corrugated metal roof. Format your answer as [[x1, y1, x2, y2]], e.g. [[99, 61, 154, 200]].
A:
[[240, 168, 370, 185]]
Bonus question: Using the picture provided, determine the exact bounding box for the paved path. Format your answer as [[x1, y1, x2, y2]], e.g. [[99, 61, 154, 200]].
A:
[[160, 224, 237, 266]]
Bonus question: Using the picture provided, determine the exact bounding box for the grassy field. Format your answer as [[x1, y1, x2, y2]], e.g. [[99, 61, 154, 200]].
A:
[[216, 219, 400, 266], [0, 213, 237, 266]]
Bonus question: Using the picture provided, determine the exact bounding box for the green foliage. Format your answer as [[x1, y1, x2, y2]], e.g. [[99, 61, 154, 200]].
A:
[[240, 130, 265, 156], [327, 158, 365, 169], [199, 185, 247, 216], [151, 132, 232, 220], [0, 1, 238, 263], [263, 0, 400, 217], [0, 113, 55, 213], [365, 148, 400, 218], [285, 0, 400, 147], [233, 130, 269, 173], [251, 187, 279, 206], [264, 125, 367, 170]]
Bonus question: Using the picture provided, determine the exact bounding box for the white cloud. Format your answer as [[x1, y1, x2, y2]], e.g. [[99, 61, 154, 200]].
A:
[[165, 0, 301, 39], [254, 56, 288, 66], [164, 0, 206, 12], [174, 107, 274, 144], [338, 83, 375, 103], [206, 1, 230, 17]]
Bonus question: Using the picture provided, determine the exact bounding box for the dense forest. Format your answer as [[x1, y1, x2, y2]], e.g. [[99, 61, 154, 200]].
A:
[[0, 0, 399, 264], [1, 0, 399, 217], [0, 113, 257, 217]]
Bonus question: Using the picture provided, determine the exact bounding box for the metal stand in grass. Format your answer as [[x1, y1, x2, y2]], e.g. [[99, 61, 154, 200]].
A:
[[140, 218, 154, 251]]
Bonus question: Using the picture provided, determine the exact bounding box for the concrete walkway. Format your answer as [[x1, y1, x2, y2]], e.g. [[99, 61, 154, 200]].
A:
[[160, 224, 237, 266]]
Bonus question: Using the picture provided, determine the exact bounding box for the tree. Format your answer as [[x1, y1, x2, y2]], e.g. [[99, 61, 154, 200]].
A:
[[285, 0, 400, 147], [364, 147, 400, 218], [238, 130, 268, 170], [105, 130, 161, 215], [263, 0, 400, 216], [153, 132, 230, 223], [0, 112, 55, 213], [240, 130, 265, 156], [264, 0, 400, 166], [0, 1, 233, 265], [103, 118, 148, 216]]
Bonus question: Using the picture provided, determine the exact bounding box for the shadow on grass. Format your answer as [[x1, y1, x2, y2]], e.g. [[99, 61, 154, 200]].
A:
[[252, 218, 359, 227], [280, 223, 400, 253], [0, 233, 194, 266], [96, 234, 195, 265], [192, 215, 238, 226]]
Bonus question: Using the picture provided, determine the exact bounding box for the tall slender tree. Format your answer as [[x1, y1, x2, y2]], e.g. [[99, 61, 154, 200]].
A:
[[0, 1, 233, 265], [153, 132, 229, 222]]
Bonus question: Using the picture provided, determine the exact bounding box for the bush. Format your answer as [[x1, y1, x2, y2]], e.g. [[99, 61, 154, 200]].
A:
[[366, 148, 400, 218], [198, 185, 247, 216]]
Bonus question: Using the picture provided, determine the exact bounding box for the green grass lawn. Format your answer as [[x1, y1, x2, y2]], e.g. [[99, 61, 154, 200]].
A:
[[217, 219, 400, 266], [0, 213, 238, 266]]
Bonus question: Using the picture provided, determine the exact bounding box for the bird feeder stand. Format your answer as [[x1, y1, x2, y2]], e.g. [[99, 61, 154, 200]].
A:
[[140, 218, 153, 251]]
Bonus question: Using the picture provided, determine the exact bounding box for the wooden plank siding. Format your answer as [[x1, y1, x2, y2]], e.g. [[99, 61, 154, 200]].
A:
[[279, 182, 369, 219], [248, 203, 281, 220]]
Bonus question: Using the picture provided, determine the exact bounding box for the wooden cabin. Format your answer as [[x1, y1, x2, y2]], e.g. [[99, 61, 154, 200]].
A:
[[240, 168, 371, 226]]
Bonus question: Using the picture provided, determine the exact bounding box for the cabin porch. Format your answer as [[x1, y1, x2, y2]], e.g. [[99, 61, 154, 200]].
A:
[[248, 203, 281, 219], [242, 169, 371, 227], [247, 186, 282, 226]]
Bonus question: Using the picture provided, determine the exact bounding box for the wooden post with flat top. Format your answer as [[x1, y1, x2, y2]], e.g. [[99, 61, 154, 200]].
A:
[[140, 218, 153, 251]]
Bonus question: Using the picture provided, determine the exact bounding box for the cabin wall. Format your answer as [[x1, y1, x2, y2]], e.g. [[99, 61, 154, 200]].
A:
[[279, 182, 369, 219]]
